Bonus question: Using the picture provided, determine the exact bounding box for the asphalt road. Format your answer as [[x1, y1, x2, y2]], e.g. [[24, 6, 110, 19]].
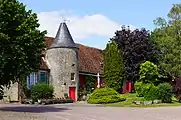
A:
[[0, 103, 181, 120]]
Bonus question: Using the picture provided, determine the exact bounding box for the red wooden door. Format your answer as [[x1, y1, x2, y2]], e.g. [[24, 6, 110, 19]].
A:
[[69, 87, 76, 102], [126, 81, 132, 92]]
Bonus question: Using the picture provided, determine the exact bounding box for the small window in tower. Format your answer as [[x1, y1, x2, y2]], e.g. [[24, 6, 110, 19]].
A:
[[71, 73, 75, 81]]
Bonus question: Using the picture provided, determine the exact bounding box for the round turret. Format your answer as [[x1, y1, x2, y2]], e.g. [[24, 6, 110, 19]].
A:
[[46, 22, 79, 101]]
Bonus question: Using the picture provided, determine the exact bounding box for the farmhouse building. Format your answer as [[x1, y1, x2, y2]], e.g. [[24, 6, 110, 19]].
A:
[[4, 21, 133, 102], [4, 21, 104, 102], [28, 21, 106, 102]]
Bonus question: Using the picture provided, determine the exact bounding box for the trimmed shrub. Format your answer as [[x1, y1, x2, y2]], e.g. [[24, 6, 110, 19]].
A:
[[157, 83, 173, 103], [30, 83, 54, 101], [134, 81, 144, 97], [87, 87, 125, 104], [135, 81, 153, 97], [142, 83, 154, 97], [144, 86, 159, 101]]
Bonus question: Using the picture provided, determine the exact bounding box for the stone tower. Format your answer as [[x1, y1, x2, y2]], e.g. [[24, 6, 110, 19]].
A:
[[46, 22, 79, 101]]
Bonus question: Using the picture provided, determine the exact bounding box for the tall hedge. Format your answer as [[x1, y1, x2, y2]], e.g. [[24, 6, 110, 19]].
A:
[[103, 41, 124, 92]]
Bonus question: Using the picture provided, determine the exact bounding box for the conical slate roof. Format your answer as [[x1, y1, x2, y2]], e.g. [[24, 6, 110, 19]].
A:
[[50, 22, 76, 48]]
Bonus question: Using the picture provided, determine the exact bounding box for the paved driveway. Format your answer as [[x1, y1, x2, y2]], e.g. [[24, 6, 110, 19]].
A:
[[0, 103, 181, 120]]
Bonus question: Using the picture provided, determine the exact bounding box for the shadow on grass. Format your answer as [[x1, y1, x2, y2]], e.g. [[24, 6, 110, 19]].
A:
[[0, 105, 70, 113]]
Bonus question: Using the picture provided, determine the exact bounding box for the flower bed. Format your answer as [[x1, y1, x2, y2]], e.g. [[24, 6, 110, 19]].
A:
[[22, 98, 74, 105]]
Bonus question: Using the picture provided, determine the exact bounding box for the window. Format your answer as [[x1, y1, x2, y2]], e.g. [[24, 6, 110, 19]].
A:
[[27, 72, 38, 88], [71, 73, 75, 81], [39, 70, 47, 83], [27, 70, 48, 88]]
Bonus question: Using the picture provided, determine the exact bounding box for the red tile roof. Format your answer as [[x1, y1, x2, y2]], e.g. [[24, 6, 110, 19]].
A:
[[42, 36, 103, 74], [77, 44, 103, 74], [44, 36, 54, 48]]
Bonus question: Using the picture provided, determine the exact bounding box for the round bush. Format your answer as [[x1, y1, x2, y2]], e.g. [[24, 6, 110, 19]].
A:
[[157, 83, 173, 103], [30, 83, 54, 101], [142, 83, 154, 97], [87, 87, 125, 104], [135, 81, 153, 97], [135, 81, 143, 97], [144, 86, 159, 101]]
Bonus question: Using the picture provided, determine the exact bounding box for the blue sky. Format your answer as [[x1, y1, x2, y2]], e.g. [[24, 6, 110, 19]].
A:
[[21, 0, 180, 49]]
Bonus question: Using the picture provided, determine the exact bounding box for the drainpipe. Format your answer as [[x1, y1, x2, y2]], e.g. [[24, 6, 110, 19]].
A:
[[97, 73, 100, 88], [79, 72, 101, 88]]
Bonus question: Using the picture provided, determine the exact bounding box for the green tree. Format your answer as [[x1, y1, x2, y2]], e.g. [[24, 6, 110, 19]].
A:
[[112, 26, 159, 83], [151, 4, 181, 77], [135, 61, 159, 97], [139, 61, 159, 84], [103, 41, 124, 92], [0, 0, 47, 90]]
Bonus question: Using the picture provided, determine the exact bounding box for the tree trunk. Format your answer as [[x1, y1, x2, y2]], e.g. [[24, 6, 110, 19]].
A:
[[18, 79, 22, 104], [18, 79, 26, 104]]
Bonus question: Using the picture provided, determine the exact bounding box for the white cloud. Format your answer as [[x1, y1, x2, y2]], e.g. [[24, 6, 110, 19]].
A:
[[37, 10, 135, 49]]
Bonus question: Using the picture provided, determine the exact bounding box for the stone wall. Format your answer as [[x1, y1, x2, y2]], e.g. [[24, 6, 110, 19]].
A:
[[3, 82, 19, 102], [46, 48, 79, 100]]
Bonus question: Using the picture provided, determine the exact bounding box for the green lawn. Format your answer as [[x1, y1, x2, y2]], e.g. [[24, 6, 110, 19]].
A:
[[105, 93, 181, 107]]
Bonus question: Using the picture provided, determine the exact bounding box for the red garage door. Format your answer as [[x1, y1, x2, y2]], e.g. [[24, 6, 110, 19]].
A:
[[69, 87, 76, 102]]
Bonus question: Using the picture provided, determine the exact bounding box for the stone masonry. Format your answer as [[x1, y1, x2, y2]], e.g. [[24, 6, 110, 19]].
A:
[[46, 48, 79, 99], [3, 82, 19, 101]]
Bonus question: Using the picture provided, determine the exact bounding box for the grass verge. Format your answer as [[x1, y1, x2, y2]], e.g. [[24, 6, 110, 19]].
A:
[[105, 93, 181, 107]]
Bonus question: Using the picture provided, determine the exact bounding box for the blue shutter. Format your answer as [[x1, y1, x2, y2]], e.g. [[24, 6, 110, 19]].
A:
[[26, 72, 38, 88]]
